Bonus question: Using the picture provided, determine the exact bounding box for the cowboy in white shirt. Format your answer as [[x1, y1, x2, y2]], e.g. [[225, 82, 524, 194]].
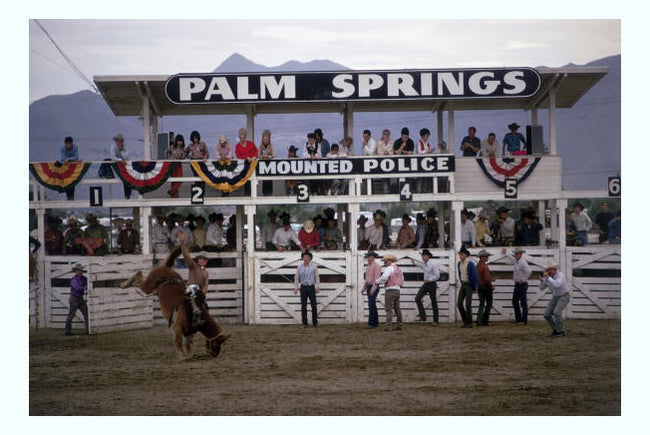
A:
[[361, 129, 377, 155], [539, 262, 570, 337]]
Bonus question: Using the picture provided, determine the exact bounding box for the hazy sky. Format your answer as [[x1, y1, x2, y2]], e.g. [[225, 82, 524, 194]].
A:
[[28, 17, 621, 102]]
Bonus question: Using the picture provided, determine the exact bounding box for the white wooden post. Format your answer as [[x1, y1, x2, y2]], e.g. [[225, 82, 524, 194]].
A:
[[236, 205, 244, 252], [437, 110, 444, 145], [244, 205, 256, 324], [558, 198, 568, 276], [538, 200, 546, 247], [437, 202, 445, 249], [447, 107, 456, 154], [141, 206, 151, 255], [343, 103, 354, 146], [36, 208, 46, 328], [451, 200, 463, 250]]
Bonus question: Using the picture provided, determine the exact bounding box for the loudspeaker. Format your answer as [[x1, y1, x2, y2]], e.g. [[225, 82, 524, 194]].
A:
[[526, 125, 544, 155], [156, 132, 174, 159]]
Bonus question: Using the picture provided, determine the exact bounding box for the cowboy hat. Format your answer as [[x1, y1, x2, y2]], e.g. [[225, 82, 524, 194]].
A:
[[508, 122, 521, 130], [421, 249, 433, 257], [513, 248, 526, 254], [477, 250, 492, 257], [113, 133, 124, 141], [382, 254, 398, 262], [459, 246, 471, 256], [545, 262, 559, 270], [195, 251, 209, 260], [364, 251, 380, 258], [402, 214, 412, 222], [72, 263, 86, 272], [288, 145, 298, 153], [303, 220, 314, 233], [267, 209, 277, 217], [86, 213, 98, 221]]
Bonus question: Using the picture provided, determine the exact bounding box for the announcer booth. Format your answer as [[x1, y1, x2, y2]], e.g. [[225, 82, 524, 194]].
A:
[[28, 64, 620, 332]]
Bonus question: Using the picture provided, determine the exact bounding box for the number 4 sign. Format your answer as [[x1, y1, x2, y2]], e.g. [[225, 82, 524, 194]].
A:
[[399, 181, 413, 201]]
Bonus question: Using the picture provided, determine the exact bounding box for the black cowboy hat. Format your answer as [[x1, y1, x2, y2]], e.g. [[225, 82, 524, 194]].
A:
[[364, 251, 380, 258], [421, 249, 433, 257], [402, 214, 412, 222], [508, 122, 521, 130], [459, 246, 471, 256]]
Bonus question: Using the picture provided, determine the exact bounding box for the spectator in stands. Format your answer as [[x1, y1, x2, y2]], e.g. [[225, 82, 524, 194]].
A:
[[457, 246, 478, 328], [303, 132, 320, 158], [357, 215, 369, 250], [412, 249, 440, 324], [44, 215, 63, 255], [166, 134, 186, 198], [294, 251, 320, 328], [416, 128, 432, 155], [396, 214, 416, 249], [475, 212, 492, 247], [261, 210, 279, 251], [502, 123, 526, 155], [460, 209, 476, 248], [225, 215, 238, 251], [314, 215, 326, 247], [82, 213, 108, 256], [518, 210, 544, 246], [171, 214, 193, 247], [394, 127, 414, 155], [366, 212, 385, 250], [539, 262, 570, 337], [326, 144, 347, 195], [607, 211, 621, 244], [494, 206, 515, 246], [377, 209, 391, 249], [376, 129, 394, 193], [435, 141, 448, 154], [565, 208, 578, 246], [285, 146, 299, 195], [205, 213, 225, 252], [59, 136, 79, 200], [192, 215, 207, 251], [314, 128, 330, 159], [62, 217, 84, 255], [117, 219, 139, 254], [361, 129, 377, 155], [340, 137, 354, 156], [216, 134, 233, 161], [152, 214, 170, 255], [258, 129, 275, 196], [187, 130, 209, 160], [460, 126, 481, 157], [476, 250, 495, 326], [235, 127, 258, 195], [415, 213, 427, 248], [273, 217, 302, 252], [571, 202, 592, 246], [110, 133, 132, 199], [424, 208, 440, 248], [298, 219, 321, 251], [363, 251, 382, 329], [594, 202, 615, 244], [480, 132, 502, 158], [323, 217, 343, 250], [501, 247, 532, 324]]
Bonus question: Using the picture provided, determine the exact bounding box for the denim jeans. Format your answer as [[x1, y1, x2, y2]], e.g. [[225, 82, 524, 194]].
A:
[[544, 292, 570, 332], [300, 284, 318, 326], [457, 282, 473, 325], [65, 295, 89, 333], [415, 281, 438, 322], [365, 283, 379, 327], [476, 284, 493, 325], [512, 282, 529, 323]]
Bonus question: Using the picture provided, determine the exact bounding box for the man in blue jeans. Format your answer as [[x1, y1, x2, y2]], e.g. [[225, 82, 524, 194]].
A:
[[294, 251, 320, 328], [457, 246, 478, 328], [539, 262, 571, 337], [65, 263, 89, 335], [363, 251, 382, 328], [502, 247, 532, 324]]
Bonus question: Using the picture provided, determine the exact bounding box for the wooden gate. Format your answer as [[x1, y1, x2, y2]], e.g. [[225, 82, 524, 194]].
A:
[[565, 246, 621, 319], [253, 251, 352, 324]]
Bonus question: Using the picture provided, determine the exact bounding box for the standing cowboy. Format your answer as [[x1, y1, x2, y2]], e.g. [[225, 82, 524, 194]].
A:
[[501, 247, 532, 324], [412, 249, 441, 324], [375, 254, 404, 331], [362, 251, 382, 329], [65, 263, 89, 335], [294, 251, 320, 328], [540, 262, 571, 337], [476, 250, 495, 326], [457, 246, 478, 328]]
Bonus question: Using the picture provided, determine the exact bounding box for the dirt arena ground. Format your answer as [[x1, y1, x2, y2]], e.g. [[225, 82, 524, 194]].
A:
[[29, 319, 620, 416]]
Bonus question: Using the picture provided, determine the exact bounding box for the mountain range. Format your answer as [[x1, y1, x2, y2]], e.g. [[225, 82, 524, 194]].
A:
[[29, 53, 621, 193]]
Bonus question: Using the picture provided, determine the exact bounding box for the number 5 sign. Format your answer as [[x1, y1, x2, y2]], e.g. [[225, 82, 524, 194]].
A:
[[504, 178, 518, 199], [608, 177, 621, 197]]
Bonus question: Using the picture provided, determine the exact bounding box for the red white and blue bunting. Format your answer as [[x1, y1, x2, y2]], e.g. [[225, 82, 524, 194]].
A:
[[190, 159, 258, 192], [112, 161, 178, 193], [476, 156, 541, 188], [29, 162, 92, 192]]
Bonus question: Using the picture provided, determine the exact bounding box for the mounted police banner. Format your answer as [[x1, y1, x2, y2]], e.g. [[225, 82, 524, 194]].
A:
[[476, 156, 541, 188], [190, 159, 258, 193], [112, 161, 178, 194], [29, 162, 91, 192]]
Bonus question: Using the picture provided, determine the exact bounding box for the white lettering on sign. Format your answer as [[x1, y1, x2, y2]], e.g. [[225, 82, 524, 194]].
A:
[[358, 74, 384, 97], [260, 75, 296, 99], [468, 72, 499, 95], [387, 74, 419, 97], [179, 78, 206, 101], [237, 76, 259, 100], [205, 77, 235, 100], [332, 74, 355, 98], [503, 71, 526, 95], [438, 72, 464, 95]]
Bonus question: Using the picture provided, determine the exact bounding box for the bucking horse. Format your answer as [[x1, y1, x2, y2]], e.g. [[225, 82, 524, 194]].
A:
[[121, 245, 231, 360]]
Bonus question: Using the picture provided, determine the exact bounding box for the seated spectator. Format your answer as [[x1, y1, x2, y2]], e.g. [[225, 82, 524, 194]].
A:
[[327, 144, 347, 195], [340, 137, 354, 156], [460, 209, 476, 248], [517, 210, 544, 246], [262, 210, 279, 251], [435, 141, 448, 154], [357, 215, 369, 250], [258, 129, 275, 196], [82, 213, 108, 256], [366, 212, 385, 250], [272, 217, 301, 252], [110, 133, 132, 199], [565, 209, 578, 246], [285, 146, 299, 195], [424, 208, 440, 248], [314, 215, 326, 247], [187, 130, 209, 160], [44, 216, 64, 255], [396, 214, 416, 249], [376, 129, 393, 193], [460, 126, 481, 156], [205, 213, 226, 252], [171, 214, 193, 247], [594, 202, 615, 244], [225, 215, 238, 251], [607, 211, 621, 244], [415, 213, 427, 248], [502, 123, 526, 155], [166, 134, 186, 198], [416, 128, 432, 155], [314, 128, 330, 157], [63, 217, 85, 255], [323, 218, 343, 250], [394, 127, 414, 155], [475, 212, 492, 247], [191, 215, 207, 251], [152, 214, 170, 255], [362, 129, 377, 155], [571, 202, 592, 246], [117, 219, 140, 254], [493, 206, 515, 246], [480, 133, 502, 158], [59, 136, 79, 200], [298, 220, 321, 251], [302, 132, 320, 158], [216, 134, 233, 161]]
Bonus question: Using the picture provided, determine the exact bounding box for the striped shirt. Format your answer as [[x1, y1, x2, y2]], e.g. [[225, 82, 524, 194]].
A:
[[295, 262, 320, 288]]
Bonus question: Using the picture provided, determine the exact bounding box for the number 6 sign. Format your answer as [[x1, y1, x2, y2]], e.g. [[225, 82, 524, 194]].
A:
[[608, 177, 621, 197]]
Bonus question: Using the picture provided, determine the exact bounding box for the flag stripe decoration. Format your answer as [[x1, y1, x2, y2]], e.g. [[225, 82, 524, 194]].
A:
[[476, 156, 541, 188], [112, 161, 178, 193], [29, 162, 92, 192], [191, 159, 258, 193]]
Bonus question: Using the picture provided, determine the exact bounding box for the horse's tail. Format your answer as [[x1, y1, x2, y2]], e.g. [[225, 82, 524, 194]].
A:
[[164, 245, 183, 268]]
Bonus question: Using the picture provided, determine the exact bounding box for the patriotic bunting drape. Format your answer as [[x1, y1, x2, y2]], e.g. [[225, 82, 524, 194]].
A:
[[476, 156, 541, 188], [29, 162, 92, 192], [112, 161, 178, 193], [190, 159, 258, 192]]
